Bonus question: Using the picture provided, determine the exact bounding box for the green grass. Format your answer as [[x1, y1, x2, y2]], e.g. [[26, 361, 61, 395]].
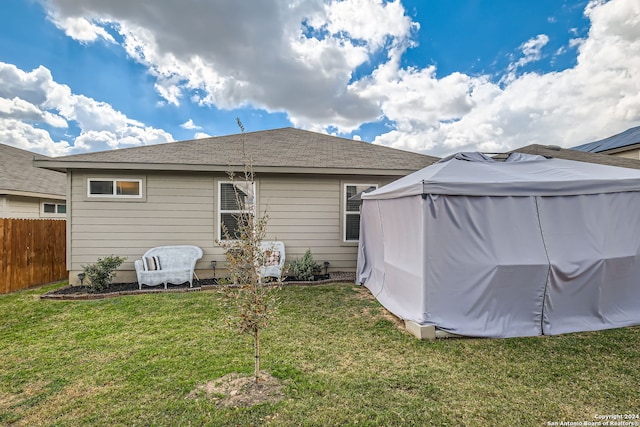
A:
[[1, 282, 639, 426]]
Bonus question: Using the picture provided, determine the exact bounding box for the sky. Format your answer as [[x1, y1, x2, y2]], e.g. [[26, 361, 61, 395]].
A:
[[0, 0, 639, 158]]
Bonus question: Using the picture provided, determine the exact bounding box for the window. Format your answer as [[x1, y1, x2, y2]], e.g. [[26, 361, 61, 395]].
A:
[[88, 179, 142, 198], [42, 203, 66, 215], [219, 181, 255, 240], [344, 184, 377, 242]]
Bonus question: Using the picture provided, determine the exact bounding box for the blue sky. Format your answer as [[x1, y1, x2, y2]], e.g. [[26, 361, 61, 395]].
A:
[[0, 0, 638, 157]]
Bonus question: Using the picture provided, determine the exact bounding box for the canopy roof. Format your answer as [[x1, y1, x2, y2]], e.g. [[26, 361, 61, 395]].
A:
[[362, 152, 640, 199]]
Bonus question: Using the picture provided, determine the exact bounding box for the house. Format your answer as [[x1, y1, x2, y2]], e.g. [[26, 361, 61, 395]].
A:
[[0, 143, 66, 219], [572, 124, 640, 159], [34, 127, 438, 284]]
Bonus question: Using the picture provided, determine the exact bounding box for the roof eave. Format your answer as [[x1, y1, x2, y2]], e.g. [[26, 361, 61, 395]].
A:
[[33, 160, 423, 176], [0, 189, 66, 199]]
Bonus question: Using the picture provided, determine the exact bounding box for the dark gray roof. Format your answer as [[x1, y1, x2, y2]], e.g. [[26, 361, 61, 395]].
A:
[[0, 143, 66, 197], [37, 127, 438, 175], [501, 144, 640, 170], [572, 125, 640, 153]]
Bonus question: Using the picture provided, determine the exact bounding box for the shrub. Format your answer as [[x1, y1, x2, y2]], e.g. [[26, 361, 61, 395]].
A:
[[289, 249, 320, 281], [82, 256, 127, 293]]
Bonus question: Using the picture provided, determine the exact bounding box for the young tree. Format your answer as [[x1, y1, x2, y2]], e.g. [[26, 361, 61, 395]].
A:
[[217, 118, 280, 383]]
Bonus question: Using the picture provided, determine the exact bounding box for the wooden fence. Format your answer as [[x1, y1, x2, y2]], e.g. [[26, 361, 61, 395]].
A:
[[0, 218, 67, 294]]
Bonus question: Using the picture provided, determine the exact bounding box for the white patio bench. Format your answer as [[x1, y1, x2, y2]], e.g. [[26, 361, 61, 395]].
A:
[[134, 245, 203, 290]]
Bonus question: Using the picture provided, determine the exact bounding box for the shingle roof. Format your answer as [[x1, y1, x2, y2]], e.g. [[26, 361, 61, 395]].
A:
[[501, 144, 640, 170], [0, 143, 66, 197], [36, 127, 438, 175], [572, 125, 640, 153]]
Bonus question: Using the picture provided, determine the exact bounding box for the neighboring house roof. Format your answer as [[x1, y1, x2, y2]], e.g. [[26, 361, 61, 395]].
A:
[[0, 143, 66, 198], [572, 125, 640, 153], [500, 144, 640, 170], [35, 127, 438, 176]]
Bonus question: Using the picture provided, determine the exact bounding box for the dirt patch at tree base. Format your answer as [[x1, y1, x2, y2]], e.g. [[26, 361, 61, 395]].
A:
[[186, 372, 285, 408]]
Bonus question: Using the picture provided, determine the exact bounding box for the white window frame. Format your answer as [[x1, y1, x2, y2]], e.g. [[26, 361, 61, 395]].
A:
[[343, 183, 377, 242], [218, 180, 256, 241], [41, 202, 66, 216], [87, 178, 143, 198]]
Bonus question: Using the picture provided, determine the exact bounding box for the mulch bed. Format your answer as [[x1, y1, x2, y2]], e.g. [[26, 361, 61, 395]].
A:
[[41, 272, 356, 300], [51, 280, 211, 295]]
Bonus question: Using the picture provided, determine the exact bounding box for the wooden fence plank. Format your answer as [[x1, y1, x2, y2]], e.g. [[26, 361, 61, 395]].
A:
[[0, 219, 5, 294], [0, 218, 67, 294]]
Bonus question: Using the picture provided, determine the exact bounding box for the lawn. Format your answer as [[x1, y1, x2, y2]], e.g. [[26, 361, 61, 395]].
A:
[[1, 282, 639, 426]]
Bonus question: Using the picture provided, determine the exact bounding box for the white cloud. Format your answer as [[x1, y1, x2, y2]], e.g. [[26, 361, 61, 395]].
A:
[[0, 96, 66, 127], [193, 131, 212, 139], [48, 11, 115, 44], [0, 118, 71, 156], [506, 34, 550, 76], [0, 62, 173, 155], [19, 0, 640, 158], [180, 119, 201, 130], [322, 0, 416, 50], [41, 0, 413, 132], [369, 0, 640, 156]]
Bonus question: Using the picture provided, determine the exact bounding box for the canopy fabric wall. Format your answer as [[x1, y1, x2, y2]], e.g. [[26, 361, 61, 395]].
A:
[[356, 153, 640, 338]]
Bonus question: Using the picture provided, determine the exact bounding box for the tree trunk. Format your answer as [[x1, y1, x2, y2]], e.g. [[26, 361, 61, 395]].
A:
[[254, 327, 260, 383]]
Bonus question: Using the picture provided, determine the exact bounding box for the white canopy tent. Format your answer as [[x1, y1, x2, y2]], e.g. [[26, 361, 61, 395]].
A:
[[356, 152, 640, 338]]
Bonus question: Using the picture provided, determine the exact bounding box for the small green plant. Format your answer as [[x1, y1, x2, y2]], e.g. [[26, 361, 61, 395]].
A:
[[82, 255, 127, 293], [289, 249, 320, 281]]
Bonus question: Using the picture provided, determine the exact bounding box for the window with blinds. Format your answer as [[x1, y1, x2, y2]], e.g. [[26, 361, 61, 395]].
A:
[[218, 181, 255, 240]]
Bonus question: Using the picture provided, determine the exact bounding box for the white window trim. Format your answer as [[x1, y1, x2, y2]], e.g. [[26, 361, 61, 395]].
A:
[[218, 180, 257, 241], [41, 202, 66, 216], [343, 183, 377, 243], [87, 178, 143, 198]]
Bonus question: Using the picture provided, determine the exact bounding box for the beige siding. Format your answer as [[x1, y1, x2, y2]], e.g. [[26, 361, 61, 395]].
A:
[[69, 171, 216, 280], [261, 176, 343, 268], [0, 196, 66, 219], [4, 195, 41, 219], [260, 175, 392, 272], [68, 171, 398, 282], [612, 149, 640, 160]]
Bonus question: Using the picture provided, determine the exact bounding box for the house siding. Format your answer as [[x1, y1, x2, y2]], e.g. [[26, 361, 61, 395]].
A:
[[262, 176, 351, 271], [612, 149, 640, 160], [0, 195, 66, 219], [70, 171, 215, 280], [4, 195, 41, 219], [68, 171, 397, 283]]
